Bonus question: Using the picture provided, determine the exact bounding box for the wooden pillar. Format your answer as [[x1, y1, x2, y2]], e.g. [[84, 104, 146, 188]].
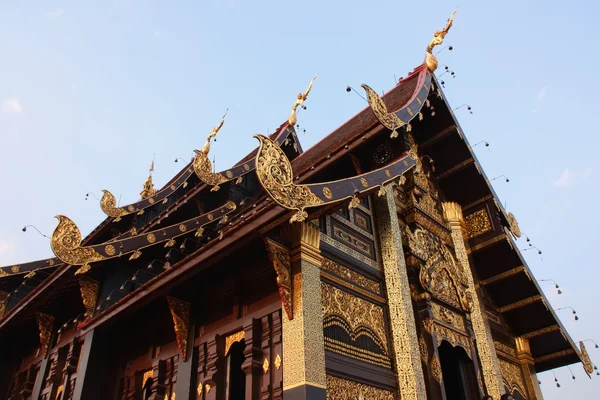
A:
[[414, 297, 446, 400], [241, 318, 262, 399], [202, 337, 219, 400], [271, 311, 283, 400], [374, 189, 427, 400], [280, 222, 326, 400], [516, 337, 544, 400], [259, 314, 272, 400], [70, 330, 95, 400], [175, 323, 196, 400], [31, 357, 50, 400], [442, 202, 504, 399]]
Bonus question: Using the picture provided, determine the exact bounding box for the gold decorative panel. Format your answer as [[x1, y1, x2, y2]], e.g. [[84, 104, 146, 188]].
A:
[[494, 340, 517, 358], [431, 302, 465, 332], [499, 359, 526, 396], [374, 191, 427, 399], [321, 258, 380, 294], [326, 375, 394, 400], [321, 283, 387, 352], [225, 330, 245, 356], [464, 209, 492, 239]]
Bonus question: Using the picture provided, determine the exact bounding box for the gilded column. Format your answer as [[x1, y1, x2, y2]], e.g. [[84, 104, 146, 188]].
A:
[[280, 222, 326, 399], [374, 190, 427, 400], [516, 337, 544, 400], [442, 202, 504, 399]]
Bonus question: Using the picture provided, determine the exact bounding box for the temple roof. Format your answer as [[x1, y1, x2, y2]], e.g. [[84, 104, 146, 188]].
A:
[[0, 55, 589, 375]]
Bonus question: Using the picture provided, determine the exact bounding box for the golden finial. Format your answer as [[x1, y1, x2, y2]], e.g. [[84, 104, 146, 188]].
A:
[[426, 9, 457, 72], [200, 109, 228, 156], [289, 74, 318, 127], [140, 157, 157, 199]]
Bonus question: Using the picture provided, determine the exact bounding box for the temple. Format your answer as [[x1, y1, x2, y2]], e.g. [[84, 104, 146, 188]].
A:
[[0, 12, 594, 400]]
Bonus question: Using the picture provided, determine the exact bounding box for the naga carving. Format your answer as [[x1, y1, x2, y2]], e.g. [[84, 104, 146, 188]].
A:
[[264, 238, 293, 320], [167, 297, 191, 362], [253, 134, 417, 223]]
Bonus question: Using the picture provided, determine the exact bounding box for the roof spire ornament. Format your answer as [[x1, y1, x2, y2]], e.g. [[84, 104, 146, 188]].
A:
[[200, 109, 228, 156], [140, 156, 157, 199], [426, 9, 457, 72], [288, 74, 318, 127]]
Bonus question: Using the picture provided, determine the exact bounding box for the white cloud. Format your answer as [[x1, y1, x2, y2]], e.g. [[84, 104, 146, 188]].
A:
[[537, 86, 547, 101], [553, 168, 570, 187], [0, 240, 16, 264], [154, 30, 163, 37], [2, 98, 22, 114], [46, 8, 64, 20]]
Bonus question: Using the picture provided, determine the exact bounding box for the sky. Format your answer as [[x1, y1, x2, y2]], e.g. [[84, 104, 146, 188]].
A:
[[0, 0, 598, 397]]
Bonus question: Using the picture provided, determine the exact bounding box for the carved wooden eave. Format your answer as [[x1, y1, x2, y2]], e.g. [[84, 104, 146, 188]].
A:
[[0, 257, 59, 278], [35, 312, 54, 358], [49, 201, 237, 274], [167, 297, 191, 362], [264, 238, 293, 320]]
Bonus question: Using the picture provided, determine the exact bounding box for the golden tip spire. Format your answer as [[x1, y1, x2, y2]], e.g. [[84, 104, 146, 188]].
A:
[[289, 74, 318, 126]]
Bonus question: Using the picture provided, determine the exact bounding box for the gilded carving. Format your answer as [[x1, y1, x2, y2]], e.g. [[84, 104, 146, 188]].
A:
[[433, 322, 471, 357], [51, 215, 106, 266], [425, 10, 457, 72], [254, 134, 323, 223], [403, 226, 472, 312], [275, 354, 281, 369], [321, 258, 380, 293], [507, 212, 522, 238], [262, 358, 269, 374], [78, 277, 99, 317], [167, 297, 190, 362], [494, 340, 517, 357], [264, 238, 293, 320], [464, 209, 492, 239], [579, 341, 595, 375], [321, 282, 388, 352], [142, 370, 153, 388], [361, 84, 405, 138], [289, 74, 318, 127], [193, 110, 229, 191], [225, 330, 245, 356], [443, 202, 504, 399], [100, 190, 127, 218], [431, 354, 442, 383], [419, 335, 428, 363], [36, 312, 54, 357], [282, 259, 327, 391], [326, 375, 394, 400], [431, 302, 465, 331], [499, 359, 526, 396], [374, 190, 427, 399]]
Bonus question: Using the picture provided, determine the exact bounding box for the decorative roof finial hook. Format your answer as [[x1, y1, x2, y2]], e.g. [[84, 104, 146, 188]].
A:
[[140, 155, 157, 200], [426, 9, 458, 72], [289, 74, 318, 127], [200, 109, 228, 156]]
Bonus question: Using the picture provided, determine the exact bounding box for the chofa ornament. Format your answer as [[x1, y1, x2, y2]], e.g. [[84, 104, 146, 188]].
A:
[[425, 9, 457, 72]]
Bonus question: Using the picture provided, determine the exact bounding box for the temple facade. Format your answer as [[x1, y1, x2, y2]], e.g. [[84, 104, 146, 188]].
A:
[[0, 14, 593, 400]]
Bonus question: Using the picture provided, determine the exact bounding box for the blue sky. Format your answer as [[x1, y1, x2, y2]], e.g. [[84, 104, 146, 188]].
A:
[[1, 0, 598, 397]]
